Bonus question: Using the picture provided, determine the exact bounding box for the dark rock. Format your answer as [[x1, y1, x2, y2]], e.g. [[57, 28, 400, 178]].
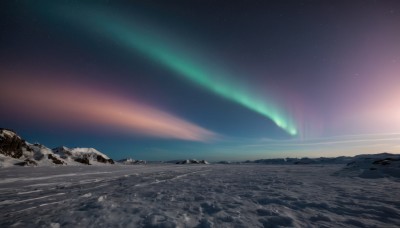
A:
[[96, 155, 107, 163], [373, 158, 399, 165], [118, 158, 146, 165], [176, 159, 209, 164], [52, 146, 72, 159], [0, 129, 25, 158], [75, 157, 91, 165], [96, 155, 114, 164], [48, 154, 65, 165], [15, 159, 37, 166]]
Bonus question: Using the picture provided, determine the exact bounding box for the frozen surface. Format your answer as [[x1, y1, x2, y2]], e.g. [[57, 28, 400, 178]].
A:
[[1, 164, 400, 227]]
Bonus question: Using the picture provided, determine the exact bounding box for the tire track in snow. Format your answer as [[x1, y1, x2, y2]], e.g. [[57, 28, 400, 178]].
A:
[[6, 200, 65, 215], [0, 192, 65, 205], [0, 172, 113, 184]]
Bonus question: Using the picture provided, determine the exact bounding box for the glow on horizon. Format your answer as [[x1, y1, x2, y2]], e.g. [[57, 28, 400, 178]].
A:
[[218, 133, 400, 161], [59, 8, 298, 136], [0, 75, 216, 141]]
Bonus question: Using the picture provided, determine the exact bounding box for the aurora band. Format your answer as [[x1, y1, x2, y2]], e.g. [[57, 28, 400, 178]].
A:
[[62, 9, 298, 135]]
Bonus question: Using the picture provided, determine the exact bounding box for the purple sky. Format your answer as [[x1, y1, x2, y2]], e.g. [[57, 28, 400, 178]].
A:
[[1, 1, 399, 161]]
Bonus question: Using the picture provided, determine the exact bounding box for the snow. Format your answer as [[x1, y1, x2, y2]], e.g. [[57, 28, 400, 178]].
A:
[[117, 158, 147, 165], [0, 144, 114, 167], [0, 164, 399, 227], [52, 146, 114, 165], [0, 129, 114, 167], [69, 147, 110, 160], [175, 159, 210, 164], [0, 154, 22, 168], [335, 153, 400, 178], [0, 129, 19, 139]]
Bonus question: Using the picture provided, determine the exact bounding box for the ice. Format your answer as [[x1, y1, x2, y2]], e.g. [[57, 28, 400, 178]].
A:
[[0, 164, 399, 227]]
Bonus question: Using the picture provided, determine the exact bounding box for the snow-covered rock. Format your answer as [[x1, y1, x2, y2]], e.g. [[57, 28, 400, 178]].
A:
[[0, 128, 32, 159], [117, 158, 146, 165], [176, 159, 209, 164], [53, 147, 114, 165], [28, 143, 67, 166], [0, 128, 67, 167], [0, 128, 114, 167], [335, 153, 400, 178]]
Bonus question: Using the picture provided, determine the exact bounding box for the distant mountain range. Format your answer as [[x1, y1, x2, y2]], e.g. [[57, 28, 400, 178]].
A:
[[117, 158, 147, 165], [235, 156, 354, 165], [0, 128, 207, 167], [1, 128, 399, 177], [175, 159, 209, 164]]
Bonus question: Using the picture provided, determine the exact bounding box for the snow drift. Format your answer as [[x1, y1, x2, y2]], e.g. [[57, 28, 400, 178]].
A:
[[335, 153, 400, 178]]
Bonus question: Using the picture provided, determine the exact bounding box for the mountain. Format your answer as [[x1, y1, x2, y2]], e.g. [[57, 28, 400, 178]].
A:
[[0, 128, 34, 159], [0, 128, 114, 167], [175, 159, 209, 164], [238, 156, 353, 165], [52, 146, 114, 165], [117, 158, 146, 165]]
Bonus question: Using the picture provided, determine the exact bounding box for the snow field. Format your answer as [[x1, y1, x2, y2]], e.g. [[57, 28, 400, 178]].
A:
[[0, 164, 399, 227]]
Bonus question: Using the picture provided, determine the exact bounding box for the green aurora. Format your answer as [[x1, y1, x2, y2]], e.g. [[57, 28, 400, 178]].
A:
[[63, 9, 297, 136]]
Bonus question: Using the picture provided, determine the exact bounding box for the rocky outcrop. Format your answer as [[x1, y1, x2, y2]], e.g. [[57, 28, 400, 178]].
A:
[[97, 155, 115, 164], [15, 159, 37, 166], [372, 157, 400, 166], [52, 146, 72, 159], [0, 128, 115, 167], [0, 128, 32, 159], [52, 147, 114, 165], [176, 159, 209, 164], [48, 154, 65, 165], [74, 157, 91, 165], [118, 158, 146, 165]]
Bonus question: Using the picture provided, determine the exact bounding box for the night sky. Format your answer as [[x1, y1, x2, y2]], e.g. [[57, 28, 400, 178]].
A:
[[1, 1, 400, 161]]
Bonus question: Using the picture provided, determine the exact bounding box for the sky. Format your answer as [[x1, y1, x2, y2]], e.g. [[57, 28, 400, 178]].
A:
[[1, 0, 400, 161]]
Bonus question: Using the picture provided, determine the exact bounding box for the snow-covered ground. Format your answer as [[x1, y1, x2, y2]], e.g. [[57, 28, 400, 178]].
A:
[[1, 164, 399, 227]]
